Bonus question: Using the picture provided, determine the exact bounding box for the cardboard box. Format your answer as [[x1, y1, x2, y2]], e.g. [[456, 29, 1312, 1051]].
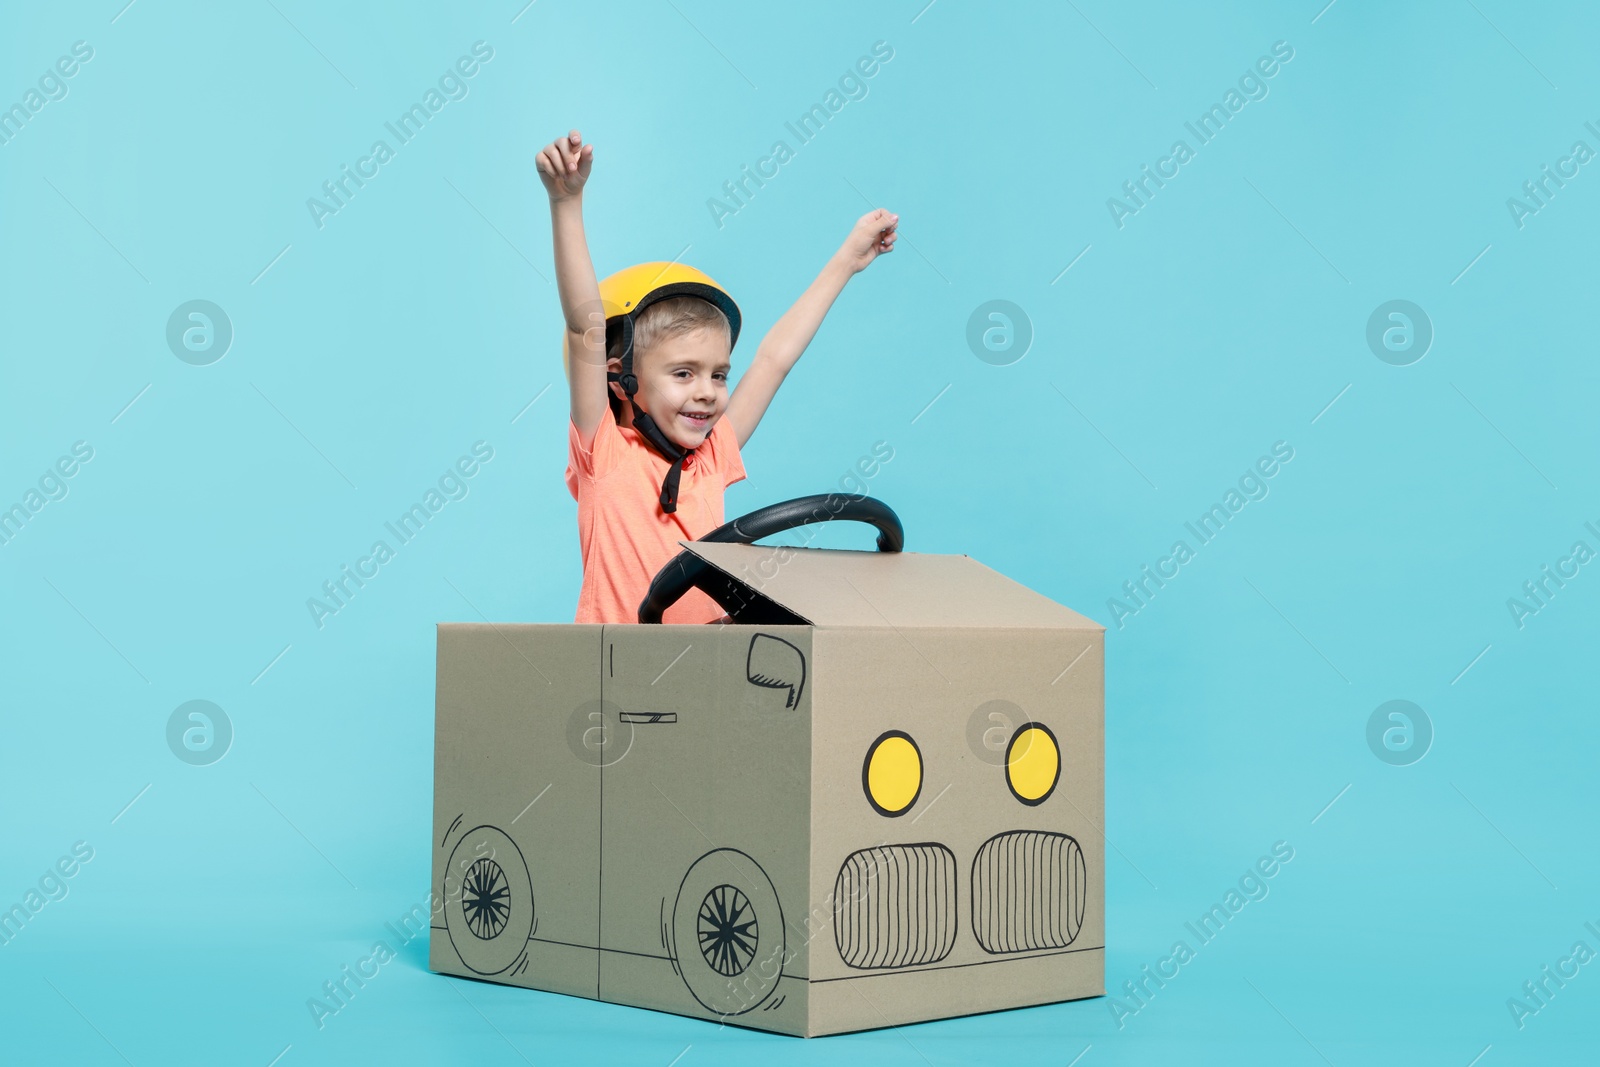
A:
[[430, 542, 1105, 1036]]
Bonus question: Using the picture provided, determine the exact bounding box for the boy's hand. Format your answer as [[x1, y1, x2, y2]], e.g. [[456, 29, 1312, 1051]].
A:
[[536, 129, 594, 202], [836, 208, 898, 274]]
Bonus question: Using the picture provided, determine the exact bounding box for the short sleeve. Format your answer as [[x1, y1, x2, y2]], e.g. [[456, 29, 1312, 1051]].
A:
[[703, 415, 746, 488], [567, 414, 622, 497]]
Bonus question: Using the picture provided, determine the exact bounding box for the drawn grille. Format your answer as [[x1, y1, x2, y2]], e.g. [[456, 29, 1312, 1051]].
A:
[[833, 843, 956, 969], [971, 830, 1086, 953]]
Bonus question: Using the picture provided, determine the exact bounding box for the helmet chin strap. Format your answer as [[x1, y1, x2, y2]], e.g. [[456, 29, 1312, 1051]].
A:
[[608, 315, 696, 514]]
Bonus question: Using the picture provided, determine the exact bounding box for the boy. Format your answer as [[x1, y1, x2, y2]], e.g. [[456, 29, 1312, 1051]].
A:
[[537, 128, 897, 624]]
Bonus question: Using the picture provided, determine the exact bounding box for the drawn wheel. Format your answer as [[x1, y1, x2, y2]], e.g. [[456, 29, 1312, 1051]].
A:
[[444, 826, 533, 975], [673, 850, 784, 1015]]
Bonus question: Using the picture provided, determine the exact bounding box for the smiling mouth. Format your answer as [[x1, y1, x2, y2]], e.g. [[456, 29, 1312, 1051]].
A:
[[680, 411, 712, 427]]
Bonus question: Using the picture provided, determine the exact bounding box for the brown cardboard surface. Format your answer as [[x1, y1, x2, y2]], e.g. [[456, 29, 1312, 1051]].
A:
[[430, 624, 603, 999], [597, 624, 812, 1034], [802, 625, 1104, 1034], [680, 542, 1102, 630], [430, 546, 1106, 1037], [808, 948, 1104, 1035]]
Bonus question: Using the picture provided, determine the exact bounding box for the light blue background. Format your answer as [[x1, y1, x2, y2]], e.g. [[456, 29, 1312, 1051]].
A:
[[2, 1, 1596, 1063]]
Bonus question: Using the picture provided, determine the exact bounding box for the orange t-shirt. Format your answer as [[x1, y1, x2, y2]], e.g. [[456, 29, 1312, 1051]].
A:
[[566, 411, 747, 624]]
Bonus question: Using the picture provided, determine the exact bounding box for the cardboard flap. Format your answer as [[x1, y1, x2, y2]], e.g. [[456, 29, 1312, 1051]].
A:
[[678, 542, 1104, 630]]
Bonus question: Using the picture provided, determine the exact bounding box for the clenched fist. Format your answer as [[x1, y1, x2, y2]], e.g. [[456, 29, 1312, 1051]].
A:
[[536, 129, 594, 202]]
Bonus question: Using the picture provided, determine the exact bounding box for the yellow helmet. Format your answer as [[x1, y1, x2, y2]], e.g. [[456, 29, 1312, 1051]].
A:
[[561, 261, 742, 383]]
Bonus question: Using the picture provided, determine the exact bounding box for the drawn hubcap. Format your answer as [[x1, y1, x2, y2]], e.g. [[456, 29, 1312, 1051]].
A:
[[697, 884, 758, 976], [463, 858, 511, 940]]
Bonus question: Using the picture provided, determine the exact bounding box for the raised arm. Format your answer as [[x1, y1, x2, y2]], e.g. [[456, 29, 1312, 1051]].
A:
[[726, 208, 897, 450], [536, 130, 607, 450]]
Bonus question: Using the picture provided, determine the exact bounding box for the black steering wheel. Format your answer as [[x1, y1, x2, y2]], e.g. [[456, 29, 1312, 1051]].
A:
[[638, 494, 903, 623]]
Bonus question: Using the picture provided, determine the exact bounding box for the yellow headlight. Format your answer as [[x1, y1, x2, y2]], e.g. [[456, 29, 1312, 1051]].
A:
[[1005, 723, 1060, 805], [863, 731, 922, 817]]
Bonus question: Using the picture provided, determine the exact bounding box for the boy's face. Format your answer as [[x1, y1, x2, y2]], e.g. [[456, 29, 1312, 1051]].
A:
[[610, 326, 731, 450]]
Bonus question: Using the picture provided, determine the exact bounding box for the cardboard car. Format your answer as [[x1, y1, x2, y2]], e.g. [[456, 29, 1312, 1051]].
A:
[[430, 495, 1105, 1036]]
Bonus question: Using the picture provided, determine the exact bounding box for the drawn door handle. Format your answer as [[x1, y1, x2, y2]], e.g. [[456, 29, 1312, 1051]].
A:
[[618, 711, 678, 724]]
